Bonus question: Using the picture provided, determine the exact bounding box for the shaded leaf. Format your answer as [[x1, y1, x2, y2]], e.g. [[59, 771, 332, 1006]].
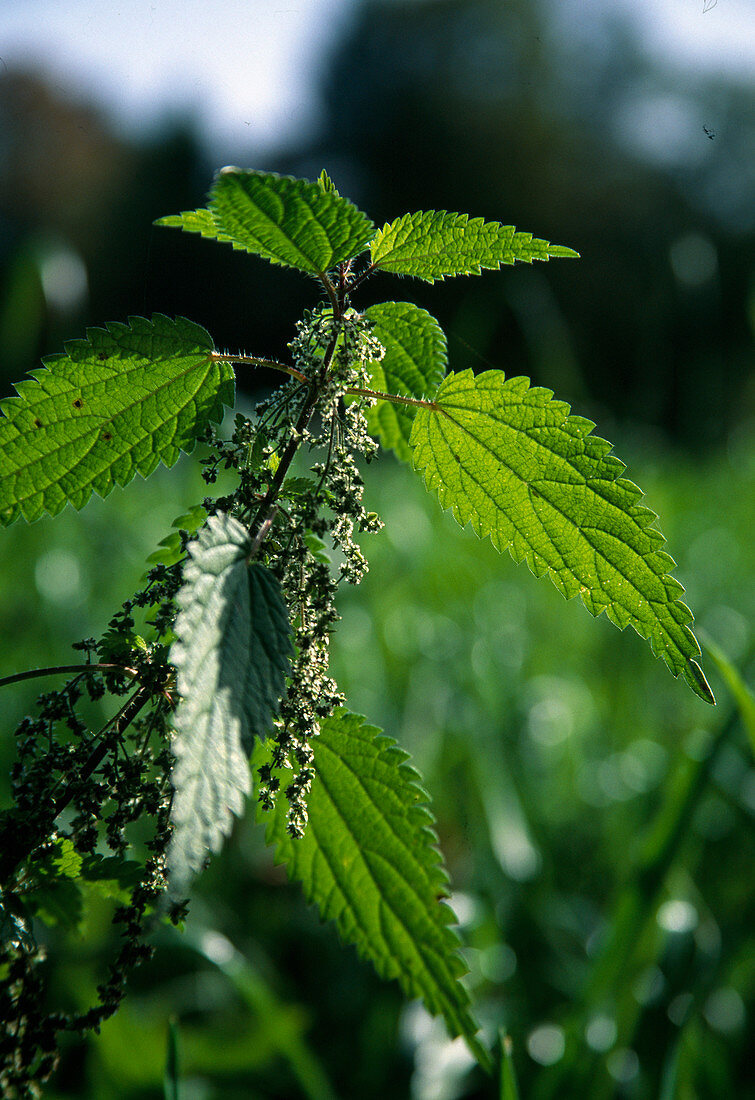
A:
[[371, 209, 578, 282], [157, 169, 374, 277], [169, 514, 292, 888], [364, 302, 447, 462], [254, 710, 491, 1069], [410, 369, 713, 703], [0, 315, 232, 526]]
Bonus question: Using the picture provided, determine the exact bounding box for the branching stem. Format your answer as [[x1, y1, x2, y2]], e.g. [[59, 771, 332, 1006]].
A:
[[319, 271, 341, 321], [248, 326, 342, 557], [0, 663, 138, 689], [346, 385, 437, 411], [346, 262, 378, 295], [0, 686, 153, 885], [212, 352, 309, 385]]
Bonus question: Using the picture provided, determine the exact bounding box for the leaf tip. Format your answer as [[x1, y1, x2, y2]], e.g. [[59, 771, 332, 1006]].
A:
[[689, 658, 716, 705]]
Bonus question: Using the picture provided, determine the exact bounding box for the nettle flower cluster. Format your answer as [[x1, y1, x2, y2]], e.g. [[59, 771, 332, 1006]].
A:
[[253, 307, 386, 833]]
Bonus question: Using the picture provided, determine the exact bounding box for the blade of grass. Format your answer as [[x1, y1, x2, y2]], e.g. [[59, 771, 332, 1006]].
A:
[[163, 1016, 181, 1100], [702, 634, 755, 758], [499, 1031, 521, 1100], [533, 707, 739, 1100], [183, 926, 339, 1100]]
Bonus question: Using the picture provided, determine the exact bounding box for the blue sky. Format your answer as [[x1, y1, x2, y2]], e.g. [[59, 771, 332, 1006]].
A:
[[1, 0, 752, 159]]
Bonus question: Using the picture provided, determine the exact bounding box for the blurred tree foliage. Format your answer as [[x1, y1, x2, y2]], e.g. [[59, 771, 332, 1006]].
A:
[[306, 0, 754, 449], [0, 1, 753, 1096]]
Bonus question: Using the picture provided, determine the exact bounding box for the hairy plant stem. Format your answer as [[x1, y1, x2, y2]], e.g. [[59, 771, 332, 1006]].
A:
[[211, 352, 309, 386], [346, 385, 437, 411], [0, 662, 137, 689], [248, 325, 342, 558]]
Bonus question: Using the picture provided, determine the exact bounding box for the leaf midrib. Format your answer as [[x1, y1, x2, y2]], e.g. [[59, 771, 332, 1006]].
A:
[[310, 737, 462, 996], [215, 180, 330, 278]]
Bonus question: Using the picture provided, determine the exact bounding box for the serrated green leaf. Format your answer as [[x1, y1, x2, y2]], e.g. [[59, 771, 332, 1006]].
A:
[[80, 853, 144, 896], [364, 302, 447, 462], [0, 314, 232, 526], [410, 369, 713, 703], [146, 531, 184, 567], [317, 169, 340, 196], [157, 169, 374, 277], [371, 209, 578, 282], [169, 513, 292, 888], [156, 209, 217, 236], [253, 710, 490, 1069], [303, 531, 331, 564], [50, 838, 83, 879], [171, 504, 207, 532], [27, 877, 83, 931], [147, 506, 209, 566]]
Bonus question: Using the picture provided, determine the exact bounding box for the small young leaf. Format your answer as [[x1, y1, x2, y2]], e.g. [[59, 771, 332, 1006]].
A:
[[364, 302, 447, 462], [253, 710, 490, 1069], [169, 513, 292, 889], [0, 315, 232, 526], [156, 169, 374, 277], [147, 506, 208, 566], [171, 504, 208, 532], [371, 209, 578, 282], [156, 208, 217, 237], [317, 169, 340, 196], [410, 369, 713, 703]]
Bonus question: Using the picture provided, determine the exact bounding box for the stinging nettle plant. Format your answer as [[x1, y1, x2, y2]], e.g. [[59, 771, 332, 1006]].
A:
[[0, 167, 714, 1090]]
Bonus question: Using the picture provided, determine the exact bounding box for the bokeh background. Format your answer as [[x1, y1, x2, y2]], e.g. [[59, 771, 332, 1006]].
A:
[[1, 1, 753, 1097]]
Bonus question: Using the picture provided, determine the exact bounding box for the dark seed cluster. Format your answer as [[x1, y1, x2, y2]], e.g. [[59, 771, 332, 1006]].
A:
[[0, 296, 387, 1091]]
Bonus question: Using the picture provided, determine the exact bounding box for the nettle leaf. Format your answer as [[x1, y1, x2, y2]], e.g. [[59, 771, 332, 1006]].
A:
[[364, 302, 447, 462], [371, 209, 578, 282], [410, 370, 714, 704], [253, 710, 490, 1068], [156, 169, 375, 277], [169, 513, 292, 888], [0, 315, 232, 526]]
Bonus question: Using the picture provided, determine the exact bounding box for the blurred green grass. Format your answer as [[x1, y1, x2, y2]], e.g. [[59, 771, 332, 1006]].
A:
[[1, 422, 754, 1099]]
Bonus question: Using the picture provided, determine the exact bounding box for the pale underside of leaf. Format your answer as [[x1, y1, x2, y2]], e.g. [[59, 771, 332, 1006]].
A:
[[364, 302, 448, 461], [156, 169, 375, 277], [253, 710, 490, 1068], [371, 209, 579, 282], [410, 369, 713, 703], [0, 315, 232, 526], [169, 513, 292, 889]]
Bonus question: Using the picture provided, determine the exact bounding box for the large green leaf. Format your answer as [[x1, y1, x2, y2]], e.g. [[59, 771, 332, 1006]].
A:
[[169, 514, 292, 888], [253, 710, 490, 1069], [363, 302, 447, 462], [371, 209, 578, 282], [156, 169, 375, 277], [0, 315, 232, 526], [410, 369, 714, 703]]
